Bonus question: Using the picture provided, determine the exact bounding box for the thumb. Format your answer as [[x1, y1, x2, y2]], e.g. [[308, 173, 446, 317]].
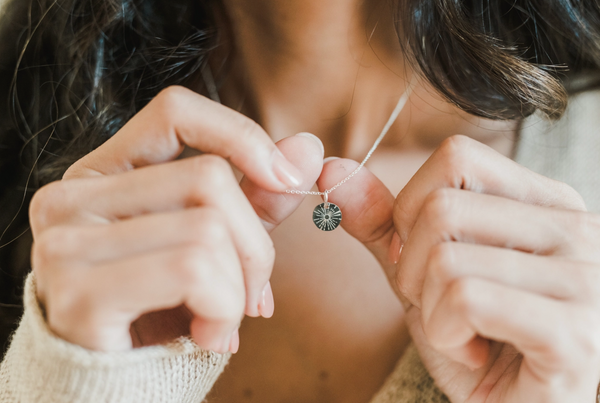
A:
[[240, 132, 324, 233], [316, 158, 398, 286]]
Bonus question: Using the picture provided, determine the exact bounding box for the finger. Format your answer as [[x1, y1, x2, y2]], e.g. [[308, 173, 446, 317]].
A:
[[423, 277, 582, 380], [33, 208, 253, 265], [43, 239, 244, 353], [315, 158, 397, 282], [420, 243, 599, 324], [241, 132, 325, 232], [35, 162, 274, 318], [63, 86, 302, 192], [33, 133, 322, 318], [402, 305, 495, 401], [394, 135, 587, 245], [397, 188, 589, 306]]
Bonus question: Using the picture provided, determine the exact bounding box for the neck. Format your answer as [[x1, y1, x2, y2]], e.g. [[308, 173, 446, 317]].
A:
[[213, 0, 517, 159], [218, 0, 410, 158]]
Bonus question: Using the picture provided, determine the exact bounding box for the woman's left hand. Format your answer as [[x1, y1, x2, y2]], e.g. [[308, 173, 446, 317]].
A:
[[318, 135, 600, 402]]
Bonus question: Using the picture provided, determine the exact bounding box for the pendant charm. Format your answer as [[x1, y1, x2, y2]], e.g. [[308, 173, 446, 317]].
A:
[[312, 202, 342, 231]]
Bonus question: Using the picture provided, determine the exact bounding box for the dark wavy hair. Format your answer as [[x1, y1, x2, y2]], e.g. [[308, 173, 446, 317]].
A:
[[1, 0, 600, 357]]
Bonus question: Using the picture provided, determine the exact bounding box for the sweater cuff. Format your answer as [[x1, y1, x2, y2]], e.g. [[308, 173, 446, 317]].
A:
[[369, 343, 450, 403], [0, 273, 230, 403]]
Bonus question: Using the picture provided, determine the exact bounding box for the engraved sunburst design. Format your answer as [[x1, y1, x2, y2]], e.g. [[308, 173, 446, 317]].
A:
[[312, 203, 342, 231]]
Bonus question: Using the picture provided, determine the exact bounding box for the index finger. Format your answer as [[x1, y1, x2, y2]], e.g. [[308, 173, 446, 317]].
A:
[[394, 135, 587, 243], [63, 86, 302, 192]]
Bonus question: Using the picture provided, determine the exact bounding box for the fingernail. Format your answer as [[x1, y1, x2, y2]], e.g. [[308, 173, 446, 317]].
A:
[[229, 328, 240, 354], [323, 156, 340, 164], [389, 232, 403, 264], [272, 151, 303, 188], [258, 281, 275, 318], [295, 132, 324, 156]]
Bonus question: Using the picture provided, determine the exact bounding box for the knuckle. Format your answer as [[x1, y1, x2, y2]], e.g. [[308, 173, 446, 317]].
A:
[[187, 207, 275, 280], [154, 85, 190, 114], [192, 155, 234, 190], [175, 246, 211, 287], [437, 135, 483, 191], [421, 188, 460, 235], [394, 136, 477, 242], [192, 208, 230, 248], [177, 248, 245, 321], [438, 135, 474, 172], [32, 226, 79, 268], [244, 236, 275, 274], [439, 134, 474, 159], [176, 217, 231, 284], [427, 243, 458, 283], [29, 182, 68, 230], [448, 278, 478, 317]]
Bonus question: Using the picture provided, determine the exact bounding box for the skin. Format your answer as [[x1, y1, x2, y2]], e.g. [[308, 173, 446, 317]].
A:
[[27, 0, 600, 402]]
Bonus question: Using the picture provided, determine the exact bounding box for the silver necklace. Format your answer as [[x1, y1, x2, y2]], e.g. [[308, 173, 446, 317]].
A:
[[287, 80, 414, 231], [201, 65, 413, 232]]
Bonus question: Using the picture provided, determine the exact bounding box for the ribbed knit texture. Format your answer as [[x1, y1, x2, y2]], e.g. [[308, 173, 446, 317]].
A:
[[2, 90, 600, 402], [0, 275, 230, 402], [370, 344, 450, 403]]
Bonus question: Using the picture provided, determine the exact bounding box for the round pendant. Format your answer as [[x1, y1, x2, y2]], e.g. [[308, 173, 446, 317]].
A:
[[312, 202, 342, 231]]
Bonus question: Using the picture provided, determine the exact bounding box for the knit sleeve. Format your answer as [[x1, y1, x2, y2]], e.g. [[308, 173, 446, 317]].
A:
[[0, 273, 230, 403], [369, 343, 450, 403]]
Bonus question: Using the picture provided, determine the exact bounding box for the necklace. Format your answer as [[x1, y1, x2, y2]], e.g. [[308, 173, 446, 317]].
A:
[[200, 65, 413, 232], [286, 80, 414, 231]]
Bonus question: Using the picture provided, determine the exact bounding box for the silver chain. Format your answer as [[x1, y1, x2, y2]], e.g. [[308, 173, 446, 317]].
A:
[[286, 78, 414, 198], [200, 63, 414, 200]]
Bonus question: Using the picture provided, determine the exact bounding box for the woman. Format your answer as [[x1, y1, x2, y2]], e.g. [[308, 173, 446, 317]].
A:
[[1, 0, 600, 402]]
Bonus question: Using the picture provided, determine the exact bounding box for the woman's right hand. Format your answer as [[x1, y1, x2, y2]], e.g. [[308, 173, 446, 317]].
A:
[[28, 86, 324, 353]]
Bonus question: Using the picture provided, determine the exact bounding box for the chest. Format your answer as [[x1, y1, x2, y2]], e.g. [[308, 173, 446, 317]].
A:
[[207, 149, 430, 403]]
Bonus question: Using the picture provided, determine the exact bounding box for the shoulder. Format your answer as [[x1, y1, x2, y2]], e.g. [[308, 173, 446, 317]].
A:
[[516, 86, 600, 212]]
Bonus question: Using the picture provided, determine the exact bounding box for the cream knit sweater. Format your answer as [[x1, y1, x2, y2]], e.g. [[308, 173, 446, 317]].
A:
[[1, 90, 600, 403]]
